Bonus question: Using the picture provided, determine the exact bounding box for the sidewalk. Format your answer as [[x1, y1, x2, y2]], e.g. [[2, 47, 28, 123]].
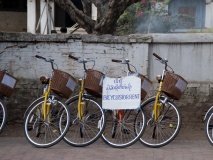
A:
[[0, 123, 213, 160]]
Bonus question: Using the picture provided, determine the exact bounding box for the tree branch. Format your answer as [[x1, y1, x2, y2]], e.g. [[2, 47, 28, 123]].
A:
[[94, 0, 141, 34], [81, 0, 92, 16], [55, 0, 143, 34], [54, 0, 95, 33]]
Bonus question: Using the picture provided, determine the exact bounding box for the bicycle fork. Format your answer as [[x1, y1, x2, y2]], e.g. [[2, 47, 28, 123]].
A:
[[111, 110, 131, 138], [42, 84, 51, 122], [41, 83, 58, 123], [77, 79, 85, 120]]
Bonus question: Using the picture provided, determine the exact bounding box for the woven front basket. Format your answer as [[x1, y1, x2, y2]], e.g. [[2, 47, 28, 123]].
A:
[[51, 69, 77, 99], [138, 74, 152, 100], [0, 70, 18, 98], [84, 69, 105, 98], [162, 71, 188, 100]]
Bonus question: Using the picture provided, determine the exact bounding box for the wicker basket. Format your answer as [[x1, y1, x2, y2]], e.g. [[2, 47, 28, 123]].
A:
[[51, 69, 77, 99], [162, 71, 188, 100], [0, 70, 18, 97], [84, 69, 105, 98], [138, 74, 152, 100]]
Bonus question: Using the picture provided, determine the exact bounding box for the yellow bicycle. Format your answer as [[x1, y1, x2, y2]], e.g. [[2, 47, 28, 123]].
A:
[[63, 54, 106, 147], [24, 55, 71, 148], [138, 53, 187, 148]]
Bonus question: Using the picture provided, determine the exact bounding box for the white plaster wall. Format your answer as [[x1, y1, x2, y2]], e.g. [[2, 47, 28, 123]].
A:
[[149, 43, 213, 82], [0, 41, 148, 82], [149, 34, 213, 85], [1, 33, 213, 86]]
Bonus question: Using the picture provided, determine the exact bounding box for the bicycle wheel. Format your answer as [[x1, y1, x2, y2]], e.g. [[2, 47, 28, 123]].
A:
[[205, 112, 213, 146], [63, 95, 106, 147], [101, 109, 146, 148], [139, 96, 181, 148], [24, 97, 70, 148], [0, 99, 7, 134]]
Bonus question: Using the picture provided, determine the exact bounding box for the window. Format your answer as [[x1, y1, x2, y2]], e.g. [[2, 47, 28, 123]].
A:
[[179, 7, 195, 28], [0, 0, 27, 12]]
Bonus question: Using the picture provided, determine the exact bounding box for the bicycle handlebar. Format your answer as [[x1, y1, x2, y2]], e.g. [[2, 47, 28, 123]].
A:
[[153, 53, 174, 72], [112, 59, 122, 63], [68, 54, 79, 61], [68, 53, 95, 72], [35, 55, 47, 61], [153, 53, 162, 60], [111, 58, 136, 73], [153, 53, 168, 64], [35, 55, 55, 70], [111, 59, 130, 64]]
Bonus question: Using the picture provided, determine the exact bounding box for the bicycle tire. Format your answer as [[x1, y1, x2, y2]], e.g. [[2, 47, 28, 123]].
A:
[[101, 109, 146, 148], [62, 95, 106, 147], [205, 112, 213, 146], [0, 99, 7, 134], [24, 97, 70, 148], [139, 96, 181, 148]]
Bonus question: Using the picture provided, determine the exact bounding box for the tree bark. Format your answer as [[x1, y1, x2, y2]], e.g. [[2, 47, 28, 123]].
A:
[[54, 0, 141, 35]]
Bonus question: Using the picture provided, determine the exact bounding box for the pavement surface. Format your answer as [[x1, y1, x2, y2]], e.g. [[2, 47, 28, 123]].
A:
[[0, 123, 213, 160]]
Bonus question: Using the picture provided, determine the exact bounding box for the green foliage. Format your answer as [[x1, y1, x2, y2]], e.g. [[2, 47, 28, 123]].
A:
[[117, 2, 145, 35], [117, 0, 194, 35]]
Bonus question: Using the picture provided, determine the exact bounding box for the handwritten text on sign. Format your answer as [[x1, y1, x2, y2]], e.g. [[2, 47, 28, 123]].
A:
[[102, 76, 141, 110]]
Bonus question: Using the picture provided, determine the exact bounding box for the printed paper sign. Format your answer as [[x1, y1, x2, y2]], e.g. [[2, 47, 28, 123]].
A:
[[2, 74, 16, 88], [102, 76, 141, 110], [66, 78, 77, 91], [175, 78, 187, 92]]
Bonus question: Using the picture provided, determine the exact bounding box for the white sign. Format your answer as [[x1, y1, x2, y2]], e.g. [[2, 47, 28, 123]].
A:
[[175, 78, 187, 92], [2, 74, 16, 88], [66, 77, 77, 91], [102, 76, 141, 110]]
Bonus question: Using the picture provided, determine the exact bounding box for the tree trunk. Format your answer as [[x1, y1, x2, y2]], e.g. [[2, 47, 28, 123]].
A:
[[54, 0, 141, 35]]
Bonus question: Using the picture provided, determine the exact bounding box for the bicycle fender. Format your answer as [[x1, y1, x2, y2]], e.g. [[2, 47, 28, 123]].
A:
[[140, 95, 168, 108], [65, 95, 79, 104], [204, 106, 213, 121], [23, 96, 45, 119]]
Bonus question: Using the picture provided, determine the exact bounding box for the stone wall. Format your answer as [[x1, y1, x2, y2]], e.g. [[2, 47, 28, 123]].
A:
[[0, 32, 213, 128]]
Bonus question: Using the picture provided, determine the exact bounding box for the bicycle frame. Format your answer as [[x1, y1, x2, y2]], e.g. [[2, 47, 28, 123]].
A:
[[152, 53, 172, 122], [68, 54, 95, 120], [110, 59, 140, 122], [34, 55, 56, 121], [41, 78, 51, 121], [154, 82, 163, 121], [77, 78, 85, 120]]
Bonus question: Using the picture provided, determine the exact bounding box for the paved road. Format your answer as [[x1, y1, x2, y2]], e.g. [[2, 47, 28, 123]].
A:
[[0, 124, 213, 160]]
